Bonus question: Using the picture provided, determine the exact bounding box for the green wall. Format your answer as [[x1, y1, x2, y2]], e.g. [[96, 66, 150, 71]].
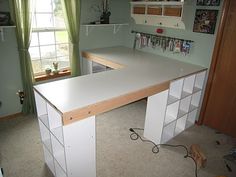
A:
[[0, 0, 23, 117], [124, 0, 223, 68], [79, 0, 129, 50]]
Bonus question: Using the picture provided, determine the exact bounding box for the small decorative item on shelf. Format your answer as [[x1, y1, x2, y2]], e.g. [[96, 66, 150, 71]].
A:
[[100, 0, 111, 24], [53, 62, 59, 75], [0, 12, 13, 26], [45, 68, 52, 76]]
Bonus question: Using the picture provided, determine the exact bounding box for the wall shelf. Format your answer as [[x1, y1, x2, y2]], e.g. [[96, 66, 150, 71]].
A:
[[81, 23, 129, 36], [130, 1, 185, 29], [0, 26, 16, 41]]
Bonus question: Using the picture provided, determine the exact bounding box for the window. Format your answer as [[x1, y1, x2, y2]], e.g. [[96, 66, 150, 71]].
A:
[[29, 0, 70, 76]]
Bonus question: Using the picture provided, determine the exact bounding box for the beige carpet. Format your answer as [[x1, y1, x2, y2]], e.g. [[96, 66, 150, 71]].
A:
[[0, 100, 235, 177]]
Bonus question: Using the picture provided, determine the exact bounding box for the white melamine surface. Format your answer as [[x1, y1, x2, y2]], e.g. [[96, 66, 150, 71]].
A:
[[34, 46, 205, 114], [144, 90, 168, 144], [63, 116, 96, 177]]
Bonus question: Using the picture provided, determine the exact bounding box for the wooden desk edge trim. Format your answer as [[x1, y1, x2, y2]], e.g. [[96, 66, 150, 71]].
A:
[[62, 81, 170, 125], [82, 51, 124, 69]]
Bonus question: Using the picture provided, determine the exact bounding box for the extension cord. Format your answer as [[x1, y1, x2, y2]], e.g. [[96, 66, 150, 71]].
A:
[[129, 128, 198, 177]]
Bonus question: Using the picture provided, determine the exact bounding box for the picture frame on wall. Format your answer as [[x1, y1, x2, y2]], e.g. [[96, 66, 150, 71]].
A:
[[196, 0, 220, 6], [0, 12, 12, 26], [193, 9, 218, 34]]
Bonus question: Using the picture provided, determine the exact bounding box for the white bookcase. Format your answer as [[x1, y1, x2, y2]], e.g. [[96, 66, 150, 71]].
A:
[[34, 92, 96, 177], [144, 70, 206, 144]]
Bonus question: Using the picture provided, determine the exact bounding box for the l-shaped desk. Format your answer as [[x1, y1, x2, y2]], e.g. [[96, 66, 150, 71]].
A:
[[34, 46, 206, 177]]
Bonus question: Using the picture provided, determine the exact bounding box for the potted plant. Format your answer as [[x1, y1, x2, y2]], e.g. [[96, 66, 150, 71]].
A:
[[53, 62, 59, 74], [45, 68, 52, 76], [100, 0, 111, 24]]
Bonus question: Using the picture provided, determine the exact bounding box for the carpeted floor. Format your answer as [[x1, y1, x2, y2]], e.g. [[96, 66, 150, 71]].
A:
[[0, 100, 235, 177]]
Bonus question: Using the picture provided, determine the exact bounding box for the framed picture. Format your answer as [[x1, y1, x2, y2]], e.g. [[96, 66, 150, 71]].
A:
[[196, 0, 220, 6], [193, 9, 218, 34], [0, 12, 11, 26]]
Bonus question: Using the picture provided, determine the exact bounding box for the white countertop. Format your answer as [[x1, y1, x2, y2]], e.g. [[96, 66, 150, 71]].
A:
[[34, 46, 205, 116]]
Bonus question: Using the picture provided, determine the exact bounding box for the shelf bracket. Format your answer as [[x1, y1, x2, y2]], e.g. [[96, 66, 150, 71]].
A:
[[85, 26, 94, 36], [0, 27, 5, 41], [113, 24, 122, 34]]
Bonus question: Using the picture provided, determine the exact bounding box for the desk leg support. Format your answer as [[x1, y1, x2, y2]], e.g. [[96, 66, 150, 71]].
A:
[[143, 90, 168, 144], [63, 116, 96, 177]]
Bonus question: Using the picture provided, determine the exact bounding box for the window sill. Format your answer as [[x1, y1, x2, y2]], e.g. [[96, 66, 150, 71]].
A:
[[35, 70, 71, 82]]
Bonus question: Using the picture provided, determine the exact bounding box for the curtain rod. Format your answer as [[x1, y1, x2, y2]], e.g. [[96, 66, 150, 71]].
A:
[[131, 30, 194, 43]]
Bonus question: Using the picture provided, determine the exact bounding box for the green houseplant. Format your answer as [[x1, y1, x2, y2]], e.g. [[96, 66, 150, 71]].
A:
[[100, 0, 111, 24]]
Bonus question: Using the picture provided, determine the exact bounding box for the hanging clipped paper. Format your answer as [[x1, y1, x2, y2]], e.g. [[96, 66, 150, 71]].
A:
[[142, 35, 147, 48], [136, 33, 142, 49], [147, 36, 152, 47], [151, 36, 156, 49], [182, 41, 191, 55], [161, 38, 166, 52], [166, 38, 170, 48], [133, 33, 141, 49], [169, 39, 174, 52], [174, 40, 181, 53]]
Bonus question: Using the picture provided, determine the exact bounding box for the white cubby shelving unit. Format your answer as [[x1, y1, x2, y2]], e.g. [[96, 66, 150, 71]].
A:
[[130, 0, 185, 29], [35, 92, 66, 176], [144, 70, 207, 144], [34, 91, 96, 177]]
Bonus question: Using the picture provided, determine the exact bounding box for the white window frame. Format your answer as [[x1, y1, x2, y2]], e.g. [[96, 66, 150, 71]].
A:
[[30, 1, 70, 76]]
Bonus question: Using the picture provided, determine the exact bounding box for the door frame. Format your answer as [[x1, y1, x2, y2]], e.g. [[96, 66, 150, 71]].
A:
[[198, 0, 230, 125]]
